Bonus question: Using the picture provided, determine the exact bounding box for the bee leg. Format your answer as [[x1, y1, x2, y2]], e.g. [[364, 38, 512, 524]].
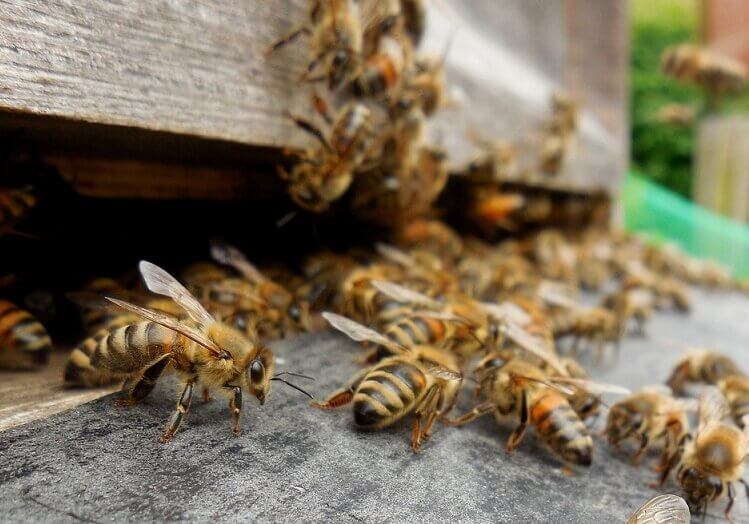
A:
[[159, 379, 195, 444], [115, 354, 171, 407], [442, 401, 494, 427], [411, 415, 423, 454], [310, 368, 368, 409], [725, 483, 735, 523], [225, 386, 242, 437], [631, 433, 649, 465], [412, 386, 440, 453], [505, 391, 529, 455], [203, 387, 212, 402], [739, 479, 749, 502], [265, 25, 311, 56]]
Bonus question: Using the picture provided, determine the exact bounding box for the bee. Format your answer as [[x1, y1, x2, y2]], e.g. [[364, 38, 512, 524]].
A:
[[182, 262, 233, 289], [339, 264, 408, 325], [279, 102, 375, 212], [64, 261, 311, 442], [0, 186, 36, 236], [627, 494, 690, 524], [557, 306, 621, 361], [538, 93, 578, 176], [351, 36, 408, 98], [400, 51, 451, 116], [446, 353, 625, 466], [360, 0, 402, 55], [0, 299, 52, 369], [601, 288, 655, 336], [465, 133, 519, 184], [662, 44, 747, 95], [717, 375, 749, 429], [676, 387, 749, 518], [532, 229, 578, 284], [605, 386, 694, 483], [666, 350, 743, 395], [397, 219, 463, 263], [654, 103, 697, 127], [267, 0, 363, 90], [312, 312, 462, 453], [467, 189, 526, 233], [623, 264, 690, 312]]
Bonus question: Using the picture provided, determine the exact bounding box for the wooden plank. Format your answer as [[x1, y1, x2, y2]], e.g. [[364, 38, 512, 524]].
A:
[[0, 0, 627, 194], [0, 351, 117, 432]]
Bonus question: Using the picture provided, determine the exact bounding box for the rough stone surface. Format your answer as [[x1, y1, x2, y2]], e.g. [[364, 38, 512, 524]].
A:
[[1, 288, 748, 523]]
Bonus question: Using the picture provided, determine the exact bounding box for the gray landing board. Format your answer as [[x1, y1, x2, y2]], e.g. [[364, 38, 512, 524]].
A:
[[1, 288, 748, 523]]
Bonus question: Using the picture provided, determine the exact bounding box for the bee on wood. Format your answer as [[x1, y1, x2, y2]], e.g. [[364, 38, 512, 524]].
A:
[[675, 387, 749, 519], [605, 386, 695, 482], [279, 100, 375, 212], [445, 351, 627, 466], [666, 350, 743, 395], [267, 0, 363, 90], [64, 261, 311, 442], [538, 93, 578, 176], [627, 494, 690, 524], [0, 299, 52, 370], [718, 374, 749, 429], [312, 312, 462, 453]]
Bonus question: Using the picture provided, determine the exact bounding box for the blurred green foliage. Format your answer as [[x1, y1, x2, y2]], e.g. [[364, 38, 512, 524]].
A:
[[630, 0, 700, 198]]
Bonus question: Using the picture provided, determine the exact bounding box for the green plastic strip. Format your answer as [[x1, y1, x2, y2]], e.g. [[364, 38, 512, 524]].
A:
[[623, 172, 749, 278]]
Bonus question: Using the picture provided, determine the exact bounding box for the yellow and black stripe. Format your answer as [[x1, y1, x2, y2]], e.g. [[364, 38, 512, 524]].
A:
[[353, 358, 427, 429], [531, 393, 593, 466], [0, 299, 51, 369], [65, 321, 178, 387]]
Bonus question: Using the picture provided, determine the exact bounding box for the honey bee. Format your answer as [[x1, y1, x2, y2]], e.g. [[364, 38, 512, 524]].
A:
[[267, 0, 363, 90], [627, 494, 690, 524], [445, 352, 625, 466], [718, 374, 749, 429], [676, 387, 749, 518], [467, 189, 526, 233], [666, 350, 743, 395], [182, 262, 233, 289], [397, 219, 463, 262], [662, 44, 747, 95], [400, 51, 451, 116], [465, 133, 519, 184], [64, 261, 310, 442], [0, 299, 52, 369], [601, 288, 655, 337], [654, 103, 697, 127], [0, 186, 36, 236], [623, 263, 690, 312], [556, 306, 621, 361], [605, 386, 694, 482], [360, 0, 402, 55], [352, 35, 410, 98], [539, 93, 578, 176], [312, 312, 462, 453], [400, 0, 426, 47], [279, 102, 374, 212]]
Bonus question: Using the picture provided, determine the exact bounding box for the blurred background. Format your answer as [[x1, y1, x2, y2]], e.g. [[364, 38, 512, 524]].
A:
[[627, 0, 749, 275]]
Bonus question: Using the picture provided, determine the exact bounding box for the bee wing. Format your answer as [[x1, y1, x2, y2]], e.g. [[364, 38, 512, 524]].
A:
[[210, 240, 266, 284], [511, 374, 576, 396], [321, 312, 408, 355], [697, 385, 727, 435], [537, 280, 577, 309], [479, 301, 531, 326], [551, 377, 631, 396], [67, 291, 124, 312], [502, 322, 568, 376], [639, 384, 674, 396], [375, 243, 416, 268], [106, 297, 223, 356], [371, 280, 442, 309], [427, 366, 462, 382], [627, 494, 690, 524], [138, 261, 215, 329]]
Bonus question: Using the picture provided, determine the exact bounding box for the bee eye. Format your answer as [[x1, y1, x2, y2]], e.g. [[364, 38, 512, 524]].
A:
[[250, 360, 265, 384], [332, 50, 348, 67]]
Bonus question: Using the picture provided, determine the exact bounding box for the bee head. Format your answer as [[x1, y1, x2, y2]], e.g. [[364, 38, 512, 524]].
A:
[[605, 404, 641, 444], [246, 347, 274, 405], [678, 466, 724, 508], [328, 49, 357, 89]]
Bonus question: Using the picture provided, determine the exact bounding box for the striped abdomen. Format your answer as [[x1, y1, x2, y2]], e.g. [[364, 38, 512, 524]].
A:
[[65, 321, 181, 387], [701, 355, 741, 384], [0, 188, 35, 227], [720, 375, 749, 428], [384, 314, 447, 349], [82, 309, 139, 336], [531, 392, 593, 465], [353, 359, 427, 430], [0, 300, 51, 369], [352, 54, 400, 97]]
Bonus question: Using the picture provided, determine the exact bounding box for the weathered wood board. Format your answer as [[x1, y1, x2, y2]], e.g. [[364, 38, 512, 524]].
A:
[[0, 0, 628, 195]]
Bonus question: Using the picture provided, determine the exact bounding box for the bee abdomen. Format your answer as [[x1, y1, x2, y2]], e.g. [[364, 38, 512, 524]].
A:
[[0, 300, 51, 369], [353, 363, 425, 429], [65, 321, 179, 387], [533, 395, 593, 466]]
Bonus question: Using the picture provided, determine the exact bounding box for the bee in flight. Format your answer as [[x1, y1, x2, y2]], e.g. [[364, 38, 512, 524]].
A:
[[312, 312, 462, 453], [65, 261, 312, 442]]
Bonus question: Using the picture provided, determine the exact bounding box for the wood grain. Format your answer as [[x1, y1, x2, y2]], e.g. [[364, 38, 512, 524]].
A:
[[0, 0, 627, 193], [0, 351, 117, 432]]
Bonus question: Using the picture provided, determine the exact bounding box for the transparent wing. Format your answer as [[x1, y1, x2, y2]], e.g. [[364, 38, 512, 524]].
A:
[[107, 297, 222, 355], [479, 301, 531, 326], [627, 494, 690, 524], [375, 243, 416, 268], [209, 240, 266, 284], [510, 374, 576, 396], [537, 280, 577, 309], [427, 366, 462, 382], [550, 377, 630, 396], [138, 261, 215, 328], [322, 312, 408, 355], [502, 322, 568, 376], [639, 384, 674, 396], [697, 386, 727, 436], [371, 280, 442, 309]]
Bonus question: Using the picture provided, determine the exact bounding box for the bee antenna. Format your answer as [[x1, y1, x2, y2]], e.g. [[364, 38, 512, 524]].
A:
[[270, 378, 315, 399], [273, 371, 315, 381]]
